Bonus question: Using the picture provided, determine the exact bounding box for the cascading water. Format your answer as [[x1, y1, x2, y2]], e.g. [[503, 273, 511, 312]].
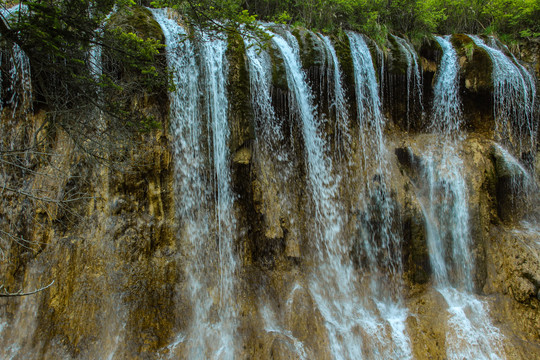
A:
[[391, 35, 423, 127], [88, 7, 115, 81], [268, 27, 413, 359], [269, 28, 359, 359], [470, 35, 537, 156], [431, 36, 462, 134], [199, 32, 238, 355], [415, 35, 504, 360], [2, 3, 540, 359], [151, 9, 238, 359], [243, 33, 303, 254], [319, 34, 351, 157], [347, 31, 412, 358]]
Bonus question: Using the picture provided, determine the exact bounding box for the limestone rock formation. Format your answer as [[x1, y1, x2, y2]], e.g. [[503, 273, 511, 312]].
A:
[[1, 5, 539, 360]]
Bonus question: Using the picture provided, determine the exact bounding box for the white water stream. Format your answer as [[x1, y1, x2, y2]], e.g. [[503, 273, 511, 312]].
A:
[[391, 35, 423, 127], [151, 9, 237, 359], [417, 35, 504, 360], [470, 35, 537, 155]]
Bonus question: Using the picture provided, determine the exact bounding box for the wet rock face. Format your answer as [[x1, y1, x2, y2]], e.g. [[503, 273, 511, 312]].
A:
[[490, 144, 532, 223], [486, 225, 540, 349], [383, 35, 425, 131], [450, 34, 495, 133], [227, 32, 254, 154], [451, 34, 493, 94], [2, 11, 540, 359], [516, 38, 540, 79], [419, 37, 441, 117]]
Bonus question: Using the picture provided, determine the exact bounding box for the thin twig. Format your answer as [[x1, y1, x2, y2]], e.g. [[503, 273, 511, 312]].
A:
[[0, 280, 55, 298]]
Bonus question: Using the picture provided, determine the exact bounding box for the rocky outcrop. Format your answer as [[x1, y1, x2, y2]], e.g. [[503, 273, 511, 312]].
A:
[[485, 225, 540, 358], [490, 144, 534, 223]]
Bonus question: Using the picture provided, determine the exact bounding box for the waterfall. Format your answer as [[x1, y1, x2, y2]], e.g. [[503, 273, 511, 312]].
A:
[[470, 35, 537, 156], [348, 31, 412, 358], [347, 31, 401, 283], [417, 153, 504, 360], [200, 30, 238, 359], [319, 34, 351, 157], [269, 28, 357, 359], [417, 35, 504, 360], [151, 9, 237, 359], [391, 35, 423, 128], [2, 2, 540, 357], [244, 33, 302, 251], [431, 36, 462, 134], [245, 37, 281, 142], [0, 5, 32, 117], [88, 7, 115, 81], [348, 32, 386, 167], [268, 27, 413, 359]]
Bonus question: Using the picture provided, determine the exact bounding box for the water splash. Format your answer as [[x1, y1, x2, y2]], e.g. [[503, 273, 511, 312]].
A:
[[262, 305, 309, 360], [414, 149, 504, 359]]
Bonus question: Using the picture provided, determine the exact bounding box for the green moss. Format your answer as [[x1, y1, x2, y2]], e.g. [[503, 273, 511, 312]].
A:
[[292, 27, 320, 70], [108, 6, 164, 43], [451, 33, 474, 49], [268, 43, 289, 91], [387, 35, 409, 75], [226, 31, 254, 152], [331, 32, 354, 90]]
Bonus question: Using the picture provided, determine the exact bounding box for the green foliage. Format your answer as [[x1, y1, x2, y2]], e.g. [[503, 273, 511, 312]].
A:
[[0, 1, 168, 135], [0, 0, 537, 140], [239, 0, 539, 42]]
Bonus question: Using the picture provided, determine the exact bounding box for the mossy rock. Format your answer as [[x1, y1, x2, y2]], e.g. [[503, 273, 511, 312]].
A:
[[331, 33, 354, 84], [386, 35, 410, 76], [292, 27, 327, 70], [451, 34, 493, 94], [226, 31, 254, 152], [107, 6, 164, 43], [420, 35, 442, 60], [330, 32, 356, 118], [267, 40, 289, 92]]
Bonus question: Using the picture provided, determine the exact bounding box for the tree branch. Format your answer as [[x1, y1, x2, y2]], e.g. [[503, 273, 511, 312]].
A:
[[0, 280, 55, 298]]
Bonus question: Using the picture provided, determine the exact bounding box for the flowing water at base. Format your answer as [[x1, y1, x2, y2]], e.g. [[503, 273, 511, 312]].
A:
[[418, 35, 505, 359]]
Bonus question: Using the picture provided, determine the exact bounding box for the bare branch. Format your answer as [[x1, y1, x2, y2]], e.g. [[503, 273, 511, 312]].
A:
[[0, 280, 55, 298]]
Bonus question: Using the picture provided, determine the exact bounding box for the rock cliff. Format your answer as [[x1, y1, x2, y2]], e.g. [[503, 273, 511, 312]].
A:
[[0, 6, 539, 360]]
